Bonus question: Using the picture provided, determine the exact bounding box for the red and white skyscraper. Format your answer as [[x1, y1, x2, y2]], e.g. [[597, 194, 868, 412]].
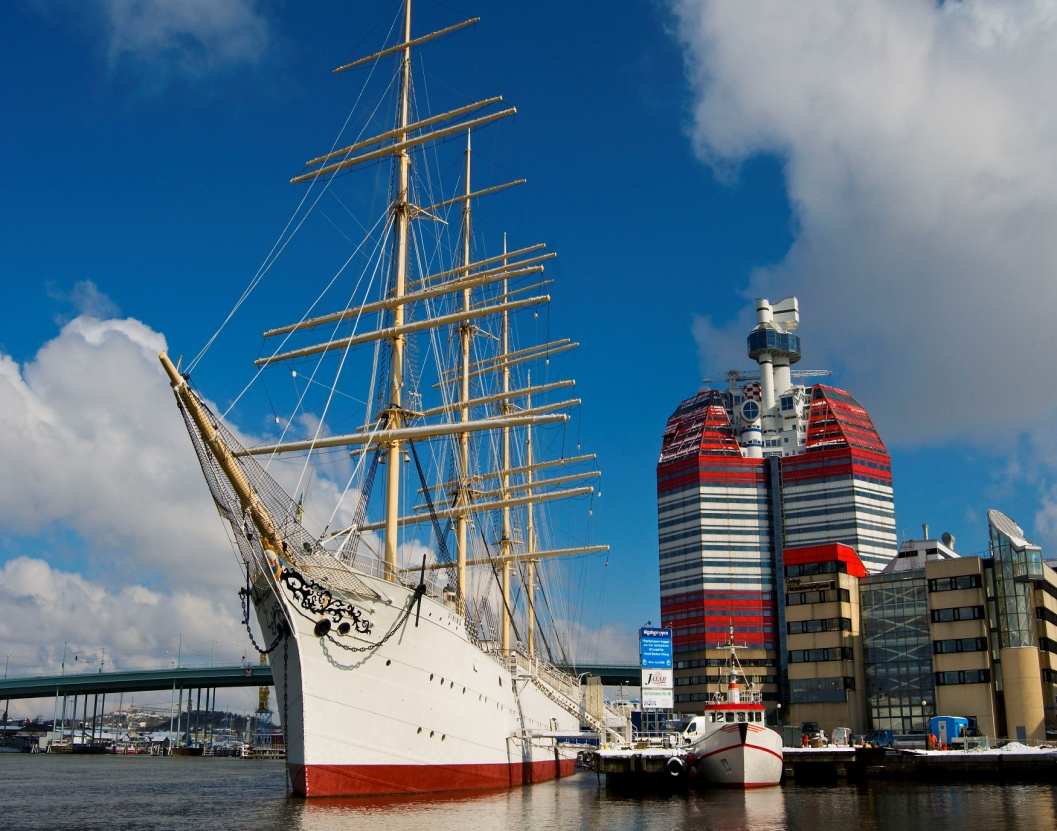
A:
[[657, 298, 897, 709]]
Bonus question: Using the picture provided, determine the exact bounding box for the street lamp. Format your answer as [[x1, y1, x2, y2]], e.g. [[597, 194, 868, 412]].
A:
[[776, 702, 782, 726]]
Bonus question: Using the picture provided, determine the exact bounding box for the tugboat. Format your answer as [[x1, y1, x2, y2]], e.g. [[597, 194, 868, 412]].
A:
[[678, 627, 784, 787]]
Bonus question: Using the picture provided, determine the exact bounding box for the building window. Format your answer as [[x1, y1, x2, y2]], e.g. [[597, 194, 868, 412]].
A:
[[786, 588, 852, 606], [788, 617, 852, 634], [928, 574, 982, 592], [935, 669, 990, 685], [1037, 607, 1057, 627], [930, 606, 984, 623], [790, 676, 853, 703], [785, 560, 848, 579], [788, 647, 854, 663], [933, 637, 988, 654]]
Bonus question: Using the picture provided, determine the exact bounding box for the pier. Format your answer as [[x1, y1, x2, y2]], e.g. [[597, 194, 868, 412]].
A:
[[593, 744, 1057, 789]]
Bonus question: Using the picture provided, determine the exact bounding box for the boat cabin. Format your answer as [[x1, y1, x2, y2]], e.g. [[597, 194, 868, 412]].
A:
[[680, 707, 766, 741]]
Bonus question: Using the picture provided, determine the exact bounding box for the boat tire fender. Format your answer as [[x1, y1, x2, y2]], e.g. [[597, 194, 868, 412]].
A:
[[666, 756, 686, 778]]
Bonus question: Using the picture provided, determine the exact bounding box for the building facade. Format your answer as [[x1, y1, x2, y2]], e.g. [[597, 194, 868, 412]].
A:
[[658, 298, 897, 713], [789, 513, 1057, 740]]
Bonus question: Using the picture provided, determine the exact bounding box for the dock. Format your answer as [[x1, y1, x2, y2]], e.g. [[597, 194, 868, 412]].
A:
[[592, 744, 687, 789], [593, 743, 1057, 789]]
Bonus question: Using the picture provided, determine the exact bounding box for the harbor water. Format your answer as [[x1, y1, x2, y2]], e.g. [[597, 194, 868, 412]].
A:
[[1, 754, 1055, 831]]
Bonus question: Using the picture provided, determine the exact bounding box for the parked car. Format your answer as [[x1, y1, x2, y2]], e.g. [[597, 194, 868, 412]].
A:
[[830, 727, 852, 747], [863, 729, 895, 748], [801, 722, 828, 746]]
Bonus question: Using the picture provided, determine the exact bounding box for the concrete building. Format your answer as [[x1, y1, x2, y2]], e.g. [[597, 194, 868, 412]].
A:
[[658, 297, 896, 713], [781, 513, 1057, 741]]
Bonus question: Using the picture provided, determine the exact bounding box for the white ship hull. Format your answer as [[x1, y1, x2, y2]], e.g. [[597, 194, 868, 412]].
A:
[[691, 722, 784, 788], [254, 566, 582, 797]]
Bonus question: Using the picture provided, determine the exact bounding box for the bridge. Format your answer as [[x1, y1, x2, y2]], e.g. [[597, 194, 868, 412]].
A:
[[0, 665, 272, 702], [0, 662, 639, 702]]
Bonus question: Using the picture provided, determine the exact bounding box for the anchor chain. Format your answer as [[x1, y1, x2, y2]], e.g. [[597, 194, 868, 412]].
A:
[[323, 585, 423, 657], [239, 586, 289, 654]]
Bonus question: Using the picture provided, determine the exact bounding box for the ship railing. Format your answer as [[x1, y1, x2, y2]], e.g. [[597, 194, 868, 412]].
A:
[[711, 687, 764, 705], [506, 653, 582, 704]]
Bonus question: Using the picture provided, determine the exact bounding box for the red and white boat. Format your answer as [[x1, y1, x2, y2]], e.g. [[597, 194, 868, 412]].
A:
[[159, 0, 621, 798], [679, 628, 784, 787]]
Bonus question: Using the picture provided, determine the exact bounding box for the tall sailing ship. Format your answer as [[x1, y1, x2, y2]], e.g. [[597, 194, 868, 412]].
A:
[[159, 2, 620, 798]]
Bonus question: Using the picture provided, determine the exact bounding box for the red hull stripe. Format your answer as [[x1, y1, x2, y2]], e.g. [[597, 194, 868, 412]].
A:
[[697, 742, 784, 763], [288, 757, 577, 798]]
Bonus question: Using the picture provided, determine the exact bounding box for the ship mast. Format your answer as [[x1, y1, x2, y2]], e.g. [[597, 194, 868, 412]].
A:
[[525, 370, 536, 658], [382, 0, 414, 583], [237, 3, 608, 621], [499, 237, 513, 654], [454, 131, 473, 614]]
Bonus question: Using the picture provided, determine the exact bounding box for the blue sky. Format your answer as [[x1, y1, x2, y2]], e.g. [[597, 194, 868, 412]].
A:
[[4, 0, 1057, 710]]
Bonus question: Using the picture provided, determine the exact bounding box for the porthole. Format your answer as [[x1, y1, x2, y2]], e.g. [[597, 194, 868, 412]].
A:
[[386, 659, 391, 666], [417, 727, 422, 734], [430, 731, 435, 738], [441, 735, 446, 741], [430, 673, 434, 681]]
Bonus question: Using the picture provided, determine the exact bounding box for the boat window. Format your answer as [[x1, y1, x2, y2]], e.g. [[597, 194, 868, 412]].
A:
[[725, 712, 735, 723], [737, 712, 746, 722], [756, 712, 762, 722]]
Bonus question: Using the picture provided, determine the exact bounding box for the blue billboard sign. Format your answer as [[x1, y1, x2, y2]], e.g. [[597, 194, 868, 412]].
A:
[[639, 627, 673, 670]]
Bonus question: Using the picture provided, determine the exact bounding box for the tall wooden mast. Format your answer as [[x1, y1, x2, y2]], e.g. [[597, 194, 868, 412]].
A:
[[454, 131, 473, 613], [500, 237, 513, 653], [383, 0, 414, 583], [525, 370, 536, 658]]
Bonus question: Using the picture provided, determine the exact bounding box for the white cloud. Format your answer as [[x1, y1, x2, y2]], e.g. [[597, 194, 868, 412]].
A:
[[673, 0, 1057, 449], [46, 279, 122, 322], [103, 0, 270, 73], [0, 556, 248, 672], [0, 315, 266, 690], [28, 0, 270, 77], [0, 315, 235, 586], [0, 314, 429, 700]]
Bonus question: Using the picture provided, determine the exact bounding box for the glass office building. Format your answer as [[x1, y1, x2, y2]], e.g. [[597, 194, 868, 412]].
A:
[[861, 569, 934, 733]]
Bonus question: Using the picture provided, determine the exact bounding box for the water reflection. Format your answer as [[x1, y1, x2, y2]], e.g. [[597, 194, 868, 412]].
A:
[[285, 775, 1057, 831], [286, 775, 792, 831], [1, 756, 1054, 831]]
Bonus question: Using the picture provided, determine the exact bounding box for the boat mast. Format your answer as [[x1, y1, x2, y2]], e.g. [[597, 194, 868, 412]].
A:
[[500, 236, 513, 654], [455, 131, 472, 614], [525, 370, 536, 658], [383, 0, 414, 583]]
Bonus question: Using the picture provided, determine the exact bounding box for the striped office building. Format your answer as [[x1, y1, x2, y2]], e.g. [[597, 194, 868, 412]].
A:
[[658, 298, 897, 711]]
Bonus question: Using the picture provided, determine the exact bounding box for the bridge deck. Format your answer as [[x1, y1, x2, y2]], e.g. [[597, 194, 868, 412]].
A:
[[0, 662, 638, 701]]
